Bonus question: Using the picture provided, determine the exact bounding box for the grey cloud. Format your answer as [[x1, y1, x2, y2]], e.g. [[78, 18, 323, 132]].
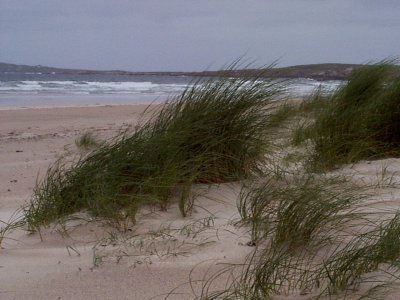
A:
[[1, 0, 399, 71]]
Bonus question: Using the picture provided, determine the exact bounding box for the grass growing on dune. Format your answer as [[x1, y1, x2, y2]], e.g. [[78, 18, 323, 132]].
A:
[[294, 61, 400, 170], [198, 166, 400, 299], [22, 60, 400, 299], [237, 212, 400, 300], [318, 212, 400, 296], [238, 173, 363, 250], [166, 61, 400, 299], [75, 131, 100, 150], [24, 66, 285, 231], [234, 170, 364, 298]]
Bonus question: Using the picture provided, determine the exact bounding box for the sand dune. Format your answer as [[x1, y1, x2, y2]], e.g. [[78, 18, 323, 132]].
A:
[[0, 105, 253, 299], [2, 105, 400, 299]]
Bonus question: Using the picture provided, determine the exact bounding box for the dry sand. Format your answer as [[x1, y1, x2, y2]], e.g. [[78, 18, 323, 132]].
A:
[[0, 105, 252, 300], [2, 105, 400, 299]]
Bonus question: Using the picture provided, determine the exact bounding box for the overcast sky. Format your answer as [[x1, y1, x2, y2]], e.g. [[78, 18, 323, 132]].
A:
[[1, 0, 400, 71]]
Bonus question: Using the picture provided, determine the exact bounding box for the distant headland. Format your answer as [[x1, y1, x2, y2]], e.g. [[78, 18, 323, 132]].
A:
[[0, 62, 369, 81]]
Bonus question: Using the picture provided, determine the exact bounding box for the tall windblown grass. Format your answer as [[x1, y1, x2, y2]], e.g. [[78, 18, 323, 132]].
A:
[[238, 173, 363, 250], [199, 170, 400, 299], [316, 211, 400, 293], [236, 169, 364, 295], [75, 131, 100, 150], [193, 62, 400, 299], [24, 67, 285, 231], [295, 62, 400, 170], [236, 211, 400, 299]]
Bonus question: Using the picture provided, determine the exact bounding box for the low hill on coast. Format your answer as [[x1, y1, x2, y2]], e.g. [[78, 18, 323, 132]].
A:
[[0, 62, 368, 81]]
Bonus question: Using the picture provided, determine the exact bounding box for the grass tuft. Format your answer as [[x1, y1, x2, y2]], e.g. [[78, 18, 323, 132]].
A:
[[75, 131, 100, 150], [239, 173, 362, 250], [295, 61, 400, 170], [24, 65, 285, 231], [320, 211, 400, 295], [198, 166, 400, 299]]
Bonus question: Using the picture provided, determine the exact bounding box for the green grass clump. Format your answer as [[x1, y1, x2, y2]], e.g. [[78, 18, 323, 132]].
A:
[[298, 62, 400, 170], [239, 174, 361, 250], [320, 212, 400, 295], [237, 211, 400, 300], [192, 62, 400, 299], [25, 67, 284, 231], [201, 174, 400, 299], [75, 131, 100, 150]]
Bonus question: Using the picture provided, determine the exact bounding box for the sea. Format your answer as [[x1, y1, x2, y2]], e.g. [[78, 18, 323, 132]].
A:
[[0, 72, 344, 109]]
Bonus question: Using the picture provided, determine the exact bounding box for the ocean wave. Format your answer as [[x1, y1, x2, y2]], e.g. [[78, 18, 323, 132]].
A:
[[0, 79, 344, 98], [0, 80, 188, 95], [286, 79, 343, 97]]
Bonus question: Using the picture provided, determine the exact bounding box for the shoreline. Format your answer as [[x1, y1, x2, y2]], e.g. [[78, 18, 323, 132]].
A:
[[0, 104, 152, 212], [0, 93, 169, 110], [0, 102, 153, 111]]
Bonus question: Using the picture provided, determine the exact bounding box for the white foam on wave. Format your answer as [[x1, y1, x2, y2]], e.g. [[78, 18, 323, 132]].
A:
[[0, 78, 345, 106], [0, 80, 188, 95], [286, 79, 343, 98]]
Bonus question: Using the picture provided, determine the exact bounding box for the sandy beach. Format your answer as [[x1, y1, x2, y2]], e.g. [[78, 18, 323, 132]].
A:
[[2, 104, 400, 299], [0, 105, 253, 300]]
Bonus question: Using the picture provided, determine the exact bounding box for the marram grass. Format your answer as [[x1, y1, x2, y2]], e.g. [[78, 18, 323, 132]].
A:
[[181, 62, 400, 299], [238, 173, 363, 250], [24, 66, 285, 231], [295, 61, 400, 170], [17, 61, 400, 300], [199, 170, 400, 299], [75, 131, 100, 150]]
